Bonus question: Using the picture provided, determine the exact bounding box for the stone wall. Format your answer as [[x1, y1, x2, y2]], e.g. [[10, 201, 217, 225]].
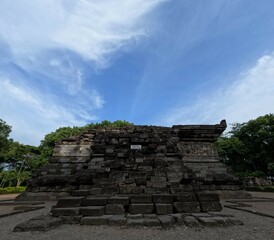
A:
[[17, 120, 243, 202]]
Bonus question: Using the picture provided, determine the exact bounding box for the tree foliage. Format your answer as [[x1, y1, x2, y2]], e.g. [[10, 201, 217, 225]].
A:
[[217, 114, 274, 176], [0, 119, 12, 158]]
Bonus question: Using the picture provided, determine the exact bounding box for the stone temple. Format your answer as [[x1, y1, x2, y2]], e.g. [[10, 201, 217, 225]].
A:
[[17, 120, 247, 226]]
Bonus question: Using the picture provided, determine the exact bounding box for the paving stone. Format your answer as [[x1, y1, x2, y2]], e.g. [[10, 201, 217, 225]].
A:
[[183, 216, 200, 227], [109, 215, 127, 226], [60, 215, 82, 224], [108, 196, 129, 206], [145, 218, 161, 227], [81, 197, 108, 206], [158, 215, 175, 228], [57, 197, 84, 207], [143, 214, 157, 219], [152, 194, 173, 203], [173, 202, 201, 213], [155, 204, 174, 215], [170, 213, 185, 224], [51, 208, 80, 217], [127, 218, 146, 226], [80, 206, 105, 216], [80, 216, 110, 225], [105, 204, 125, 215], [127, 213, 143, 219], [13, 215, 64, 232], [200, 201, 222, 212], [130, 204, 154, 214], [198, 217, 228, 227]]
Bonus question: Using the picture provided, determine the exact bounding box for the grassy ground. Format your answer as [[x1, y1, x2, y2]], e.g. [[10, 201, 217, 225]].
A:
[[0, 187, 26, 195]]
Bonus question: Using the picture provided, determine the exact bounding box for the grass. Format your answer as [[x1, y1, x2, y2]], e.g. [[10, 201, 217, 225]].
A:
[[0, 186, 26, 194]]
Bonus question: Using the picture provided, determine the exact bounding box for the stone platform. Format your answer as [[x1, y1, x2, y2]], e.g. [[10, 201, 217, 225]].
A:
[[18, 120, 242, 202], [16, 120, 249, 224]]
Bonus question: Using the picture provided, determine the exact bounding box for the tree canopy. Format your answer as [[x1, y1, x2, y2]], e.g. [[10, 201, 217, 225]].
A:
[[217, 114, 274, 177]]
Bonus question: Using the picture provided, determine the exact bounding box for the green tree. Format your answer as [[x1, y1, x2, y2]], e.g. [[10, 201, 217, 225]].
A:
[[0, 141, 40, 186], [217, 114, 274, 176], [0, 119, 12, 159]]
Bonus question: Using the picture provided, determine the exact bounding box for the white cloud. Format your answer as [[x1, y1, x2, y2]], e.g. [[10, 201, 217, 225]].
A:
[[162, 52, 274, 126], [0, 0, 166, 66], [0, 78, 103, 145], [0, 0, 166, 145]]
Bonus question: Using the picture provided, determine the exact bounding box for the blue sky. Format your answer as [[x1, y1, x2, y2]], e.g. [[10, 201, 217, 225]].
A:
[[1, 0, 274, 146]]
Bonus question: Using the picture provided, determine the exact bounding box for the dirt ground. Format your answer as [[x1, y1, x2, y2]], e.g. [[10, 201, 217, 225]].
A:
[[0, 192, 273, 240]]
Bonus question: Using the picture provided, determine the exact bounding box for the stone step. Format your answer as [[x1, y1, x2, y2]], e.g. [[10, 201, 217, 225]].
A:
[[81, 197, 108, 206], [71, 190, 90, 197], [80, 206, 105, 216], [129, 204, 154, 214], [57, 197, 84, 207], [51, 207, 80, 216]]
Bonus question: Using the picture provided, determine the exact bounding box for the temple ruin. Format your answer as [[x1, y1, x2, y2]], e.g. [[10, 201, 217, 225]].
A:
[[16, 120, 247, 226]]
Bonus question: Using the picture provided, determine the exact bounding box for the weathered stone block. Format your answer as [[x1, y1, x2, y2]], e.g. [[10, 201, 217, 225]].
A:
[[158, 215, 175, 228], [81, 197, 107, 206], [51, 208, 80, 216], [153, 194, 173, 203], [57, 197, 84, 207], [80, 216, 110, 225], [60, 215, 82, 224], [130, 204, 154, 214], [13, 215, 64, 232], [109, 215, 127, 226], [103, 187, 120, 194], [71, 190, 90, 197], [127, 218, 146, 226], [197, 217, 228, 227], [108, 196, 129, 206], [195, 192, 220, 202], [155, 204, 173, 215], [119, 184, 136, 194], [80, 206, 105, 216], [145, 218, 161, 227], [183, 216, 200, 227], [173, 202, 201, 213], [105, 204, 125, 215], [147, 181, 166, 188], [130, 195, 152, 203], [170, 213, 185, 225], [135, 177, 147, 186], [127, 213, 143, 219], [200, 201, 222, 212], [89, 188, 103, 195], [175, 193, 196, 202]]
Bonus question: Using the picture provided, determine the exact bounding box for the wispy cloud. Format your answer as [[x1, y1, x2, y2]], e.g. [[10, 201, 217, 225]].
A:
[[0, 77, 103, 145], [161, 52, 274, 125], [0, 0, 166, 145], [0, 0, 167, 67]]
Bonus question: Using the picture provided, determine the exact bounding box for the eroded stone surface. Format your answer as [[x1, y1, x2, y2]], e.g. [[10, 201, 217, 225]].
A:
[[13, 215, 63, 232]]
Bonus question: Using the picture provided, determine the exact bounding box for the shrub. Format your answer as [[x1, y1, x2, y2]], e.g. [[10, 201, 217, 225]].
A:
[[0, 186, 26, 194]]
